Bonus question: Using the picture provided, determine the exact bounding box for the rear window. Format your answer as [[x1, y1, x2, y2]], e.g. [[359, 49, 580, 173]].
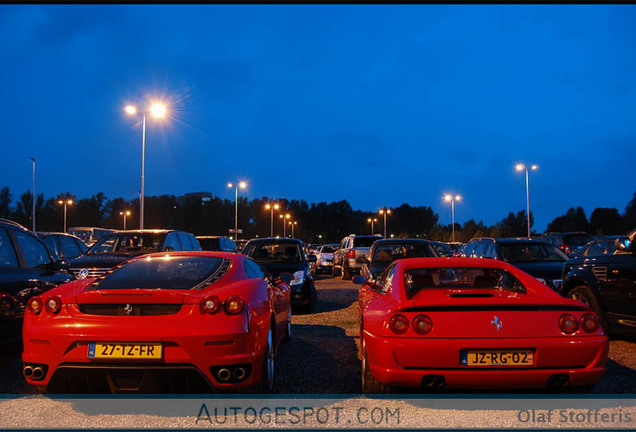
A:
[[353, 237, 380, 248], [321, 245, 337, 253], [404, 267, 525, 299], [563, 233, 594, 247], [372, 242, 434, 263], [88, 233, 163, 254], [93, 256, 226, 290], [499, 242, 567, 263], [245, 242, 301, 263]]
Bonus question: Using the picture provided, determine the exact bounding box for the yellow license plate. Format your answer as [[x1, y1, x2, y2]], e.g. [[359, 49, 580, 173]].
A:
[[88, 343, 162, 359], [461, 350, 534, 366]]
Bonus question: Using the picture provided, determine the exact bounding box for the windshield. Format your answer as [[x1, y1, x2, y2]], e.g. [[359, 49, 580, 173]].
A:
[[246, 242, 302, 263], [404, 267, 525, 299], [372, 242, 434, 263], [94, 256, 225, 290], [353, 237, 380, 248], [499, 242, 567, 263], [88, 233, 163, 254]]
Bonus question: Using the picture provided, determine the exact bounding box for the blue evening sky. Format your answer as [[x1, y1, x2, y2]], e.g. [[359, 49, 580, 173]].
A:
[[1, 5, 635, 232]]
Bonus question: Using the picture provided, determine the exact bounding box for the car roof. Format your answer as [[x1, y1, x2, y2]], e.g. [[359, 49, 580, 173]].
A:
[[0, 218, 29, 230], [493, 237, 552, 244]]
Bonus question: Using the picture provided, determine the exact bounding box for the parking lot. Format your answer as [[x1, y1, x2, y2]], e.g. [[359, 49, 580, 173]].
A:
[[2, 274, 635, 395]]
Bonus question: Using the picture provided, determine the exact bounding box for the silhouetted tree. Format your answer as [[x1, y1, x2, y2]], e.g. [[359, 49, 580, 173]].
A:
[[590, 207, 623, 236]]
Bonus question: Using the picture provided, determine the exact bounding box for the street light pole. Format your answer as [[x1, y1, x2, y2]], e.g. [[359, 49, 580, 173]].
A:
[[58, 199, 73, 233], [516, 164, 538, 238], [289, 221, 297, 238], [120, 210, 131, 230], [280, 213, 290, 237], [444, 194, 461, 242], [228, 181, 247, 240], [378, 208, 391, 238], [367, 218, 377, 235], [125, 103, 167, 230], [265, 203, 279, 237], [30, 157, 36, 232]]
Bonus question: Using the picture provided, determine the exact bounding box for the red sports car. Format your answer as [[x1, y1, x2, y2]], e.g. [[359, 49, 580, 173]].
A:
[[22, 251, 291, 393], [355, 257, 609, 393]]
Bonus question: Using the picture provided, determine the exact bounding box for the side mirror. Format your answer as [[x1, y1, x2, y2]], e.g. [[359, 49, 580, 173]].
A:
[[52, 259, 69, 271], [275, 273, 294, 285], [616, 237, 632, 252], [356, 256, 369, 264], [352, 275, 367, 285], [307, 255, 317, 262]]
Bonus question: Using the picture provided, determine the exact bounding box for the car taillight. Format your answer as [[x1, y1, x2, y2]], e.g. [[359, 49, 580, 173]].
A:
[[561, 245, 570, 255], [412, 314, 433, 335], [44, 296, 62, 314], [580, 313, 600, 333], [389, 314, 409, 334], [200, 296, 220, 314], [559, 313, 579, 334], [346, 250, 356, 259], [28, 297, 43, 315], [224, 296, 244, 315]]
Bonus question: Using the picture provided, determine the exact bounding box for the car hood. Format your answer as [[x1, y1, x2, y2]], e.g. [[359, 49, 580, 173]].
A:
[[508, 261, 565, 280], [255, 262, 306, 278], [67, 253, 137, 269]]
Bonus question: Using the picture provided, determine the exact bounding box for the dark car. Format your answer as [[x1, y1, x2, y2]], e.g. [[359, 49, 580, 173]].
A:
[[196, 236, 237, 252], [37, 232, 87, 261], [67, 230, 201, 279], [0, 219, 73, 344], [560, 229, 636, 333], [242, 238, 317, 313], [543, 232, 594, 257], [575, 235, 629, 258], [469, 237, 569, 291], [430, 241, 454, 257], [357, 238, 438, 281]]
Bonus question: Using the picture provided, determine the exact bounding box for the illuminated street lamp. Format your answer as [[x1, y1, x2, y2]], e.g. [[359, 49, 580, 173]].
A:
[[265, 203, 280, 237], [367, 218, 378, 235], [227, 181, 247, 240], [30, 157, 36, 232], [378, 207, 391, 238], [57, 199, 73, 233], [280, 213, 291, 237], [515, 163, 538, 238], [444, 194, 461, 242], [120, 210, 131, 230], [125, 102, 167, 230], [288, 220, 298, 238]]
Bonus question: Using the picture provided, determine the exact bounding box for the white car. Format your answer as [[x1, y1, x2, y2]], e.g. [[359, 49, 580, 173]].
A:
[[315, 243, 338, 274]]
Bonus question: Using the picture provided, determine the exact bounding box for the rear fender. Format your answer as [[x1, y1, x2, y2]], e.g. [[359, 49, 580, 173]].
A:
[[563, 268, 601, 297]]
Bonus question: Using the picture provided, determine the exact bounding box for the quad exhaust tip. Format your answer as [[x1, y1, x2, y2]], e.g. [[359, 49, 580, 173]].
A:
[[233, 367, 246, 380], [23, 366, 33, 378], [422, 375, 446, 388], [32, 367, 44, 380], [547, 374, 570, 388], [217, 368, 231, 381]]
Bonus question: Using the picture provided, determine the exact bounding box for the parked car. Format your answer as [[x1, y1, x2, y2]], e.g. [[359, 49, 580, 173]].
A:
[[574, 235, 629, 258], [242, 238, 317, 313], [358, 239, 438, 281], [543, 232, 594, 257], [22, 251, 291, 393], [67, 227, 115, 247], [196, 236, 237, 252], [560, 229, 636, 333], [332, 234, 382, 280], [465, 237, 568, 291], [314, 244, 338, 274], [37, 232, 87, 261], [67, 230, 201, 280], [430, 241, 454, 257], [355, 257, 608, 393], [0, 219, 73, 344], [235, 239, 250, 252]]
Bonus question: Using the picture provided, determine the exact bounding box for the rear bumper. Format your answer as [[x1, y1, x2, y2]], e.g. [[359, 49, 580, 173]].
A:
[[363, 330, 608, 389]]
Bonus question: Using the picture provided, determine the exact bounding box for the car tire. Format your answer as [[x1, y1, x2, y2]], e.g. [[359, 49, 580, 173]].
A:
[[332, 264, 340, 277], [256, 327, 275, 393], [342, 265, 352, 280], [361, 347, 393, 394], [283, 309, 292, 343], [305, 283, 317, 313], [567, 285, 607, 328]]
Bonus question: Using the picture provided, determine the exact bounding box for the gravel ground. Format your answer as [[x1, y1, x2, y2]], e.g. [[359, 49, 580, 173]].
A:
[[1, 274, 635, 394]]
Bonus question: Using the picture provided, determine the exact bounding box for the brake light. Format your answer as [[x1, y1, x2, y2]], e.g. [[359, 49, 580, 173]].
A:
[[224, 296, 244, 315], [389, 314, 409, 334], [559, 313, 579, 334], [44, 296, 62, 314], [28, 297, 43, 315], [412, 314, 433, 335], [580, 313, 600, 333], [346, 250, 356, 259], [200, 296, 220, 314]]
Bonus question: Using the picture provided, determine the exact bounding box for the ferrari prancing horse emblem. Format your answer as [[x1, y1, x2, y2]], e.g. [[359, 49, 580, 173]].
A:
[[491, 316, 503, 331]]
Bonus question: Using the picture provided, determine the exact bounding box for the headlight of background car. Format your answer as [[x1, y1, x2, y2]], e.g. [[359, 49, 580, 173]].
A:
[[290, 271, 305, 286]]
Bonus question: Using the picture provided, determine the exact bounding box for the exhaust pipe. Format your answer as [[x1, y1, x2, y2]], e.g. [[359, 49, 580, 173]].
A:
[[217, 368, 231, 381], [422, 376, 435, 387], [32, 367, 44, 380], [233, 367, 246, 380], [23, 366, 33, 378], [422, 375, 446, 388], [433, 376, 446, 388], [547, 374, 570, 388]]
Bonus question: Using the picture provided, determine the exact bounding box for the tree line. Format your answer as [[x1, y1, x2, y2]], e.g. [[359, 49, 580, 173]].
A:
[[1, 186, 634, 243]]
